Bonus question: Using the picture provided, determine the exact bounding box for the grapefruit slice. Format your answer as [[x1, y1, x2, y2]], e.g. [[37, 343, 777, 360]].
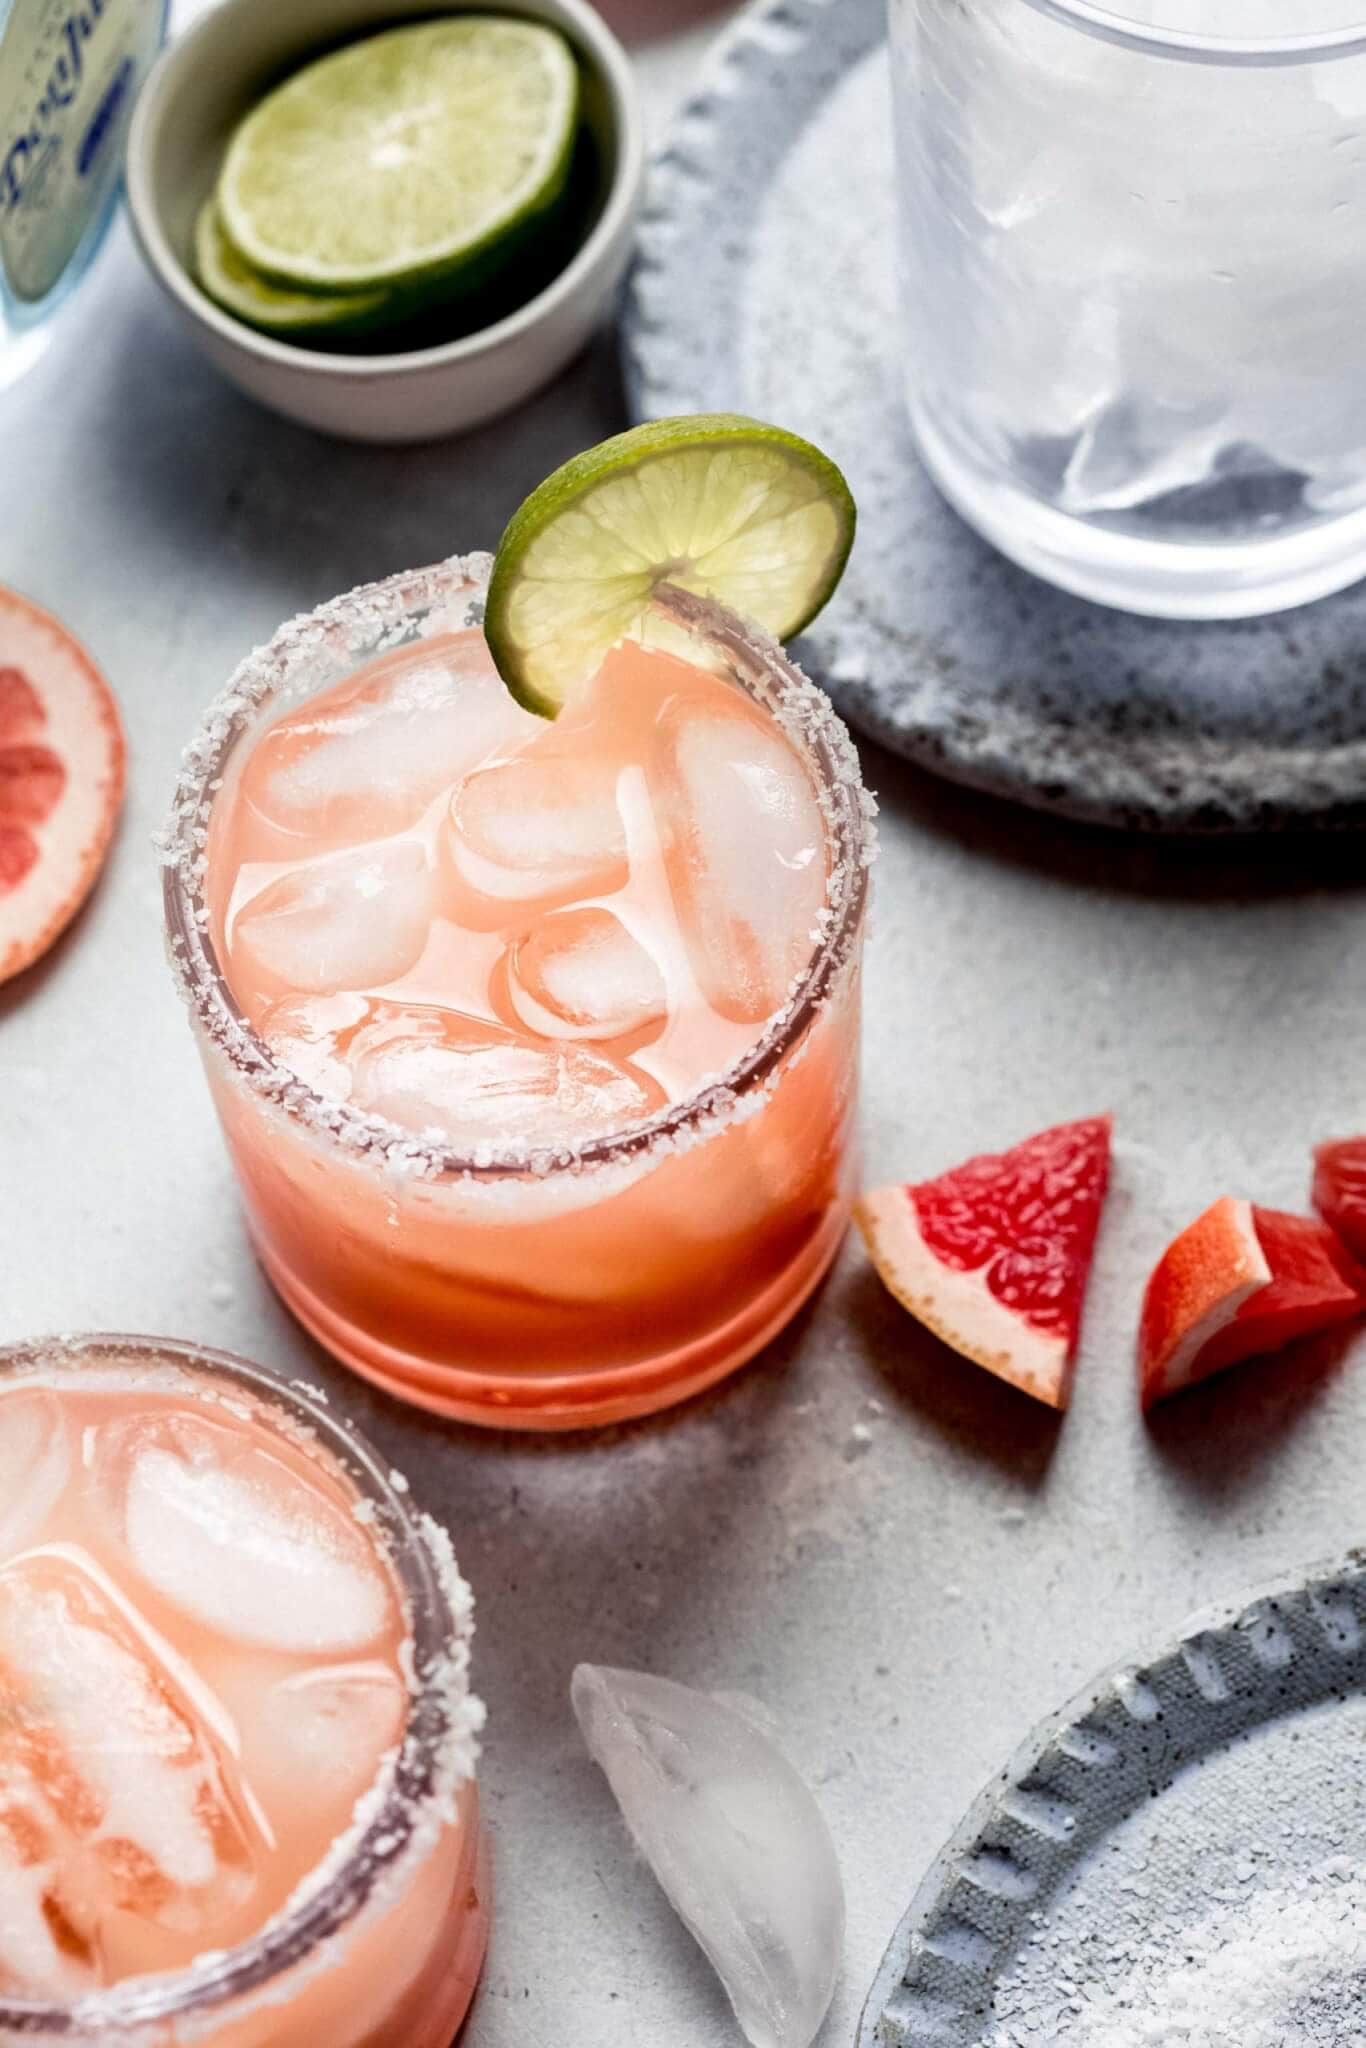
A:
[[1312, 1137, 1366, 1263], [0, 588, 125, 984], [854, 1116, 1112, 1410], [1139, 1196, 1366, 1409]]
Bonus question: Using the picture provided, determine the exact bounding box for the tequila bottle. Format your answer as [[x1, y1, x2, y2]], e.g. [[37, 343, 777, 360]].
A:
[[0, 0, 164, 384]]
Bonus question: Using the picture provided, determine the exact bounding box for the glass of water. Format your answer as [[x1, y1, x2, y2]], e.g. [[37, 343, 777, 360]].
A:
[[891, 0, 1366, 618]]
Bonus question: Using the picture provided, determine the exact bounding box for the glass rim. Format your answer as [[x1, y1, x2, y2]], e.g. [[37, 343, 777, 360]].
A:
[[0, 1331, 480, 2037], [160, 553, 876, 1189], [1020, 0, 1366, 62]]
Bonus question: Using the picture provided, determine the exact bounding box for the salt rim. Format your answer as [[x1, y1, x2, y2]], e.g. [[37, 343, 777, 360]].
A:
[[0, 1332, 483, 2041], [159, 553, 878, 1185]]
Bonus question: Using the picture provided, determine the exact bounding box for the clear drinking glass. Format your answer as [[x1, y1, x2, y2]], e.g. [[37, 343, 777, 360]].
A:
[[163, 558, 875, 1432], [0, 1333, 487, 2048], [891, 0, 1366, 618]]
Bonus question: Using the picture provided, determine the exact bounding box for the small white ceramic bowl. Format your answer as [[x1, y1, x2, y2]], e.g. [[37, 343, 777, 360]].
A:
[[126, 0, 644, 441]]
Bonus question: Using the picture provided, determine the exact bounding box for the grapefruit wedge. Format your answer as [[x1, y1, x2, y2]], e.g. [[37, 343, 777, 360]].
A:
[[1139, 1197, 1366, 1409], [0, 588, 125, 984], [1312, 1138, 1366, 1264], [854, 1116, 1112, 1409]]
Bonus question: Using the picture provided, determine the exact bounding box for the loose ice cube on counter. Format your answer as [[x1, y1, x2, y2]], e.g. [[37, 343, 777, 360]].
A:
[[94, 1412, 393, 1654], [507, 907, 668, 1042], [572, 1665, 845, 2048], [232, 840, 436, 997], [239, 631, 536, 845], [653, 703, 827, 1026], [349, 1006, 664, 1149]]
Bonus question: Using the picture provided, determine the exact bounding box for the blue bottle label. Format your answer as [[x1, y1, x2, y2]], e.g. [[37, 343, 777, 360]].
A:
[[0, 0, 162, 305]]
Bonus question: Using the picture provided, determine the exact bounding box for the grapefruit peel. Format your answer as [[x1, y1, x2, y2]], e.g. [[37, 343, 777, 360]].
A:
[[854, 1116, 1112, 1411], [0, 588, 125, 985], [1139, 1196, 1366, 1408]]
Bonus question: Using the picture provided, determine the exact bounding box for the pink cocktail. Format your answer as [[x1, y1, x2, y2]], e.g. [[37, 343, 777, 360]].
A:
[[0, 1334, 486, 2045], [165, 557, 874, 1428]]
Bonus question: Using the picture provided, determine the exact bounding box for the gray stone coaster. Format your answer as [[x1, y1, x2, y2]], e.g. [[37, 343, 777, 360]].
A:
[[622, 0, 1366, 832], [859, 1550, 1366, 2045]]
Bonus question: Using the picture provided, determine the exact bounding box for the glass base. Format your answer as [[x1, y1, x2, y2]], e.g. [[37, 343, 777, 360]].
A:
[[909, 400, 1366, 621], [251, 1206, 850, 1430], [409, 1815, 491, 2048]]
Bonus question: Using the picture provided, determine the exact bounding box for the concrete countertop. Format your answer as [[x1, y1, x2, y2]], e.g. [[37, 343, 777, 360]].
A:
[[5, 10, 1366, 2041]]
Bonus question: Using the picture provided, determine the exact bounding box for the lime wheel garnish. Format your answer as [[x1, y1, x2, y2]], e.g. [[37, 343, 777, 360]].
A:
[[485, 414, 856, 716]]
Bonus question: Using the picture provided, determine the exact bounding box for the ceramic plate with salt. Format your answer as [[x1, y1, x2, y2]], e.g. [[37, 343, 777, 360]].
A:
[[860, 1550, 1366, 2045]]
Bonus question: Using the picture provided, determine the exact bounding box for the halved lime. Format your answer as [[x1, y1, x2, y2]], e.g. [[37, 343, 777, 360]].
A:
[[484, 415, 857, 716], [194, 201, 393, 336], [217, 17, 580, 295]]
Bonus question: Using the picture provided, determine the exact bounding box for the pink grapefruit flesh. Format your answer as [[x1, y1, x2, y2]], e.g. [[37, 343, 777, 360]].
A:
[[0, 588, 125, 984], [854, 1115, 1112, 1409], [1313, 1137, 1366, 1264], [1139, 1197, 1366, 1408]]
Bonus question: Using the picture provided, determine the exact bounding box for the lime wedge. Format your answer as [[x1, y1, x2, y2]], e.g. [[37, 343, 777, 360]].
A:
[[194, 202, 393, 335], [484, 415, 857, 716], [217, 17, 580, 294]]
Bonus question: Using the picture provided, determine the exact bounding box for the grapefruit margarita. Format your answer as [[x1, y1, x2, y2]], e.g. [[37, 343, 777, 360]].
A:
[[0, 1334, 485, 2045], [164, 556, 873, 1426]]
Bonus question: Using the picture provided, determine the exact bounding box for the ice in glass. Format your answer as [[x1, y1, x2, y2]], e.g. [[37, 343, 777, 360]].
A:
[[0, 1335, 485, 2046], [892, 0, 1366, 617], [164, 557, 874, 1428]]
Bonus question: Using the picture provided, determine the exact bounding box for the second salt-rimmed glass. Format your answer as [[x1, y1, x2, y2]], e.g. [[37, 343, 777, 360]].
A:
[[163, 556, 876, 1430], [0, 1331, 486, 2046]]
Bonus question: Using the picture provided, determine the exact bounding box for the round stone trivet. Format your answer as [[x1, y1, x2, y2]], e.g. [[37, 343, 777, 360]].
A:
[[623, 0, 1366, 831]]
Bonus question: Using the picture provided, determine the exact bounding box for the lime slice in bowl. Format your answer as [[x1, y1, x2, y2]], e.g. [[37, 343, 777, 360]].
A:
[[484, 415, 857, 716], [194, 202, 393, 336], [218, 16, 580, 295]]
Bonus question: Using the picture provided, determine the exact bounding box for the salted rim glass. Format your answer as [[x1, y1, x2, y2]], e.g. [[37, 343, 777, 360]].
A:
[[1025, 0, 1366, 60], [0, 1332, 481, 2040], [161, 554, 877, 1190]]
